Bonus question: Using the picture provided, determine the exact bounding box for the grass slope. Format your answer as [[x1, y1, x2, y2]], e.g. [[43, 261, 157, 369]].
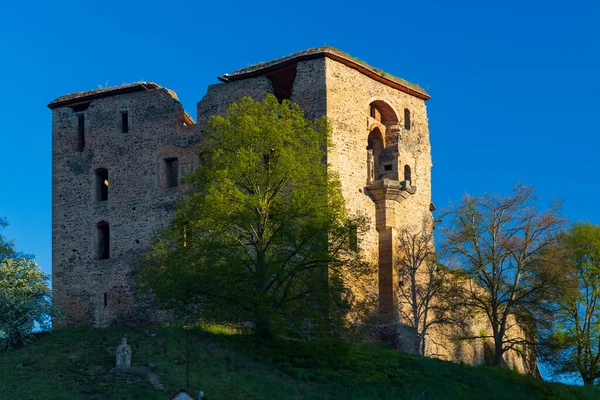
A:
[[0, 326, 597, 400]]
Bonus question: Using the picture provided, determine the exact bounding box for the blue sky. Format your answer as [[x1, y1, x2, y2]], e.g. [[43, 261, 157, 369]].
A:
[[0, 0, 598, 382]]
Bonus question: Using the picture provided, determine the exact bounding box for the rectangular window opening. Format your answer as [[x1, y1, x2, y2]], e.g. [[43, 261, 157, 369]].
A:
[[103, 292, 108, 308], [96, 222, 110, 260], [384, 164, 393, 171], [95, 169, 109, 201], [77, 114, 85, 135], [76, 114, 85, 152], [165, 158, 179, 188], [121, 111, 129, 133]]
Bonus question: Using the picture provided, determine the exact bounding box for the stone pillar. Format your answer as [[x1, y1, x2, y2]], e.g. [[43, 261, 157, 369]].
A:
[[378, 226, 396, 324], [366, 179, 416, 342]]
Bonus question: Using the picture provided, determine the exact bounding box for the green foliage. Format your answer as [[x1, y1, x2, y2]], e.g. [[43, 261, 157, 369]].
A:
[[542, 222, 600, 386], [0, 219, 62, 351], [137, 95, 371, 338], [0, 258, 62, 351], [0, 218, 15, 262], [0, 326, 597, 400]]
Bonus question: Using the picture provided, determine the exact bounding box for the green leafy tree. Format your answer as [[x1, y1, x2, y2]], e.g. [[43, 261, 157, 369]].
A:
[[0, 218, 15, 261], [0, 220, 62, 350], [439, 184, 565, 367], [138, 95, 371, 338], [543, 222, 600, 386]]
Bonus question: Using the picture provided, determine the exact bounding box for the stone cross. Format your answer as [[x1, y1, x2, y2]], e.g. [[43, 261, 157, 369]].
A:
[[116, 337, 131, 368]]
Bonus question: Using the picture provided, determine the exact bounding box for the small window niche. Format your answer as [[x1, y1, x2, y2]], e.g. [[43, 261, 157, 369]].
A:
[[94, 168, 109, 201], [404, 108, 411, 130], [96, 221, 110, 260], [103, 292, 108, 308], [384, 164, 393, 172], [165, 158, 179, 188], [119, 111, 129, 133], [76, 113, 85, 152], [404, 165, 412, 182]]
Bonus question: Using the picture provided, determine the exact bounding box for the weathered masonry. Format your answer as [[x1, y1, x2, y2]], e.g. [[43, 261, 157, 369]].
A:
[[50, 84, 200, 327], [49, 47, 533, 373], [49, 47, 431, 329]]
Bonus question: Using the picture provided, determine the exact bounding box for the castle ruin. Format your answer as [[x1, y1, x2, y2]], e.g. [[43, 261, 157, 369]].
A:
[[49, 47, 533, 372]]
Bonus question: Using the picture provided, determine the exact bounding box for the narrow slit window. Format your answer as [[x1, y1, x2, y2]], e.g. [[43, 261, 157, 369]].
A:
[[94, 168, 109, 201], [76, 114, 85, 152], [96, 221, 110, 260], [404, 108, 411, 130], [165, 158, 179, 188], [404, 165, 412, 182], [121, 111, 129, 133], [103, 292, 108, 308]]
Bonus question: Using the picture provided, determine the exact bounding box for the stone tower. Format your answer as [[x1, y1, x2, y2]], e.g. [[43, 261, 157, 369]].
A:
[[49, 47, 432, 329], [49, 84, 202, 327], [198, 49, 433, 332]]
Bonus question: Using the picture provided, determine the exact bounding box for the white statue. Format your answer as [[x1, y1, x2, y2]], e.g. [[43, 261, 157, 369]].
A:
[[116, 337, 131, 368]]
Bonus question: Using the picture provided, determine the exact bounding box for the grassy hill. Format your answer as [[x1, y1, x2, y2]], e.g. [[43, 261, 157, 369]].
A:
[[0, 325, 597, 400]]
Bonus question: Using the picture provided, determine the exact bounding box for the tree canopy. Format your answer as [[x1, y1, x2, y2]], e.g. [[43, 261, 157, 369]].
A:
[[439, 184, 565, 367], [138, 95, 371, 338], [0, 218, 15, 261], [0, 219, 62, 350], [543, 222, 600, 386]]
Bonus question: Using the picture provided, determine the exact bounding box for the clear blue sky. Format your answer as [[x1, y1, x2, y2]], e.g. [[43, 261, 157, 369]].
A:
[[0, 0, 598, 382]]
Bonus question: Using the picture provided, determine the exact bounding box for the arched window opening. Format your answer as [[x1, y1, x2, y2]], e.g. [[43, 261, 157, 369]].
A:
[[96, 221, 110, 260], [94, 168, 109, 201], [367, 128, 384, 182], [404, 108, 411, 130], [369, 100, 399, 126], [404, 165, 412, 182]]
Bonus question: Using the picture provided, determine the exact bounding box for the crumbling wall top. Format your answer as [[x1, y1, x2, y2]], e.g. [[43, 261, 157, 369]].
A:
[[219, 47, 430, 101], [48, 82, 195, 125]]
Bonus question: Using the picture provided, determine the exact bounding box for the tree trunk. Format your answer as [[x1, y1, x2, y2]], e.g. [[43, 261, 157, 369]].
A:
[[255, 314, 272, 339], [492, 333, 504, 367], [582, 375, 595, 386]]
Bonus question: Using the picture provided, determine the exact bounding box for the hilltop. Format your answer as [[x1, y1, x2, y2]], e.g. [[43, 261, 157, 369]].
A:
[[0, 326, 596, 400]]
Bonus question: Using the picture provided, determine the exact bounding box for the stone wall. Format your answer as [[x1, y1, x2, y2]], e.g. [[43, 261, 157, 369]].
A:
[[196, 77, 274, 127], [52, 88, 201, 327], [324, 57, 432, 320]]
